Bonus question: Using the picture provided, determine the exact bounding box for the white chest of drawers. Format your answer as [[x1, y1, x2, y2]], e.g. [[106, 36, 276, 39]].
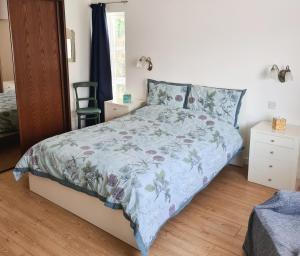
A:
[[105, 99, 145, 122], [248, 121, 300, 191]]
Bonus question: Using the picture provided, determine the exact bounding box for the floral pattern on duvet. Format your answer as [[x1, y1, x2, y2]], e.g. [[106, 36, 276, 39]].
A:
[[0, 89, 18, 133], [14, 105, 243, 254]]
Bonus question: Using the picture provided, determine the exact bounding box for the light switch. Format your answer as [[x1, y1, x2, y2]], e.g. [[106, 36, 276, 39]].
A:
[[268, 101, 277, 110]]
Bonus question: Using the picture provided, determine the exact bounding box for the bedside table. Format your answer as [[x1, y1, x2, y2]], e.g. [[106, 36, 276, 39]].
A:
[[105, 99, 145, 122], [248, 121, 300, 191]]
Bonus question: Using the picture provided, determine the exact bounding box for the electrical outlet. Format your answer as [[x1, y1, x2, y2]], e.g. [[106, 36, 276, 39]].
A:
[[268, 101, 277, 110]]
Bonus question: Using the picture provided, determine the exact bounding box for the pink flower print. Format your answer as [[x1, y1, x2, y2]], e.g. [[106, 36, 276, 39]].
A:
[[113, 187, 125, 200], [206, 120, 215, 126], [108, 174, 118, 187], [146, 150, 157, 155], [169, 204, 176, 216], [153, 155, 165, 162], [199, 115, 207, 120], [175, 95, 183, 102], [189, 97, 195, 104], [84, 151, 95, 156]]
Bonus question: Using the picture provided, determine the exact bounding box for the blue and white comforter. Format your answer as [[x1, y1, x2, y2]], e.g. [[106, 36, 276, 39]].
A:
[[0, 87, 18, 134], [14, 105, 243, 255]]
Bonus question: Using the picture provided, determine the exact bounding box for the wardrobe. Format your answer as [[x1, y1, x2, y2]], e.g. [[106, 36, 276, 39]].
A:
[[8, 0, 71, 152]]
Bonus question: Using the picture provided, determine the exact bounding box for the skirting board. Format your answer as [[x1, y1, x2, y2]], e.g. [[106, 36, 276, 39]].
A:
[[29, 174, 138, 249]]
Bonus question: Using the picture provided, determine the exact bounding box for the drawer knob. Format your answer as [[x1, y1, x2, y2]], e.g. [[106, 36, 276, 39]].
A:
[[113, 108, 118, 111], [270, 151, 274, 154], [270, 139, 275, 143], [268, 178, 272, 182], [269, 165, 273, 168]]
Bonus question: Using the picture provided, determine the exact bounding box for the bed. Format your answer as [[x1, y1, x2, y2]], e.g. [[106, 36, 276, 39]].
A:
[[14, 103, 243, 255], [0, 81, 18, 135]]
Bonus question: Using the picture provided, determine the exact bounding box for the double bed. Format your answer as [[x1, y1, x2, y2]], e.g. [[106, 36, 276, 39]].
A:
[[14, 81, 245, 255], [0, 81, 18, 135]]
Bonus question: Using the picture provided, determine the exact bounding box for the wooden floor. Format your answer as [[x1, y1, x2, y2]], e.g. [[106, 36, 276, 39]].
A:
[[0, 166, 275, 256]]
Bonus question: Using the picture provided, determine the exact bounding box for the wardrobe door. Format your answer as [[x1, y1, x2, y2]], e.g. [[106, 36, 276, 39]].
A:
[[8, 0, 71, 152]]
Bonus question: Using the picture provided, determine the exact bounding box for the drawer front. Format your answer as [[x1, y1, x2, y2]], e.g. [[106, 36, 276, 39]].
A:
[[253, 132, 295, 149], [105, 104, 128, 121], [249, 157, 292, 190], [251, 141, 294, 162]]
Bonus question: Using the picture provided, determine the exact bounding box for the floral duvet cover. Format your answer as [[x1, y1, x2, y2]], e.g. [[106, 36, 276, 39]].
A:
[[14, 105, 243, 255], [0, 89, 18, 134]]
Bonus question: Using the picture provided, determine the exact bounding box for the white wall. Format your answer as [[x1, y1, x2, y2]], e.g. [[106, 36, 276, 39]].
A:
[[65, 0, 91, 129], [0, 20, 14, 81], [0, 0, 8, 20], [107, 0, 300, 159]]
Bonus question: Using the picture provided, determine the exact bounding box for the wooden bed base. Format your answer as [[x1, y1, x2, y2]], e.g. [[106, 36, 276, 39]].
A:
[[29, 174, 138, 249]]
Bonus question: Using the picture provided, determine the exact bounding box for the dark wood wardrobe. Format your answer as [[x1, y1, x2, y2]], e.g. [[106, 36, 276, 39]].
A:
[[8, 0, 71, 152]]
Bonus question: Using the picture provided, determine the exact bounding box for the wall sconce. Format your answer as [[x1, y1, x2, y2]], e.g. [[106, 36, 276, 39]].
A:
[[137, 56, 153, 71], [270, 65, 293, 83]]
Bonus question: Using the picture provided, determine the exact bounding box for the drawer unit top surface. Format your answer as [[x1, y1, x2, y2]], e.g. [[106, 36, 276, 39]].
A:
[[252, 121, 300, 140]]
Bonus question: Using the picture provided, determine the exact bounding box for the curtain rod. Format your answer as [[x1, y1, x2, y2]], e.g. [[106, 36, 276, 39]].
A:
[[100, 0, 128, 4]]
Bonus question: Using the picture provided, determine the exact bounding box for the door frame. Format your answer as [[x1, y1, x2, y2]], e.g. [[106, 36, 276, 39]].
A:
[[55, 0, 71, 132]]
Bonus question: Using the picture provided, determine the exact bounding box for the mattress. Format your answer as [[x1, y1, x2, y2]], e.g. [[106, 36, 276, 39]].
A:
[[14, 105, 243, 255]]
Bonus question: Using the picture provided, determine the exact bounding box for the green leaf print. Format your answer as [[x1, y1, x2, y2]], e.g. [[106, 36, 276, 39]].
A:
[[210, 131, 226, 150], [114, 142, 142, 152], [157, 89, 168, 104], [145, 184, 155, 192], [156, 170, 165, 182], [183, 149, 203, 173], [150, 129, 171, 137], [145, 170, 171, 203], [50, 138, 78, 149], [175, 111, 195, 123], [199, 91, 216, 116]]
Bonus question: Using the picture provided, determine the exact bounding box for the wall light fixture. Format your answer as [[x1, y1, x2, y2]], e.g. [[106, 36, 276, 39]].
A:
[[270, 65, 293, 83], [137, 56, 153, 71]]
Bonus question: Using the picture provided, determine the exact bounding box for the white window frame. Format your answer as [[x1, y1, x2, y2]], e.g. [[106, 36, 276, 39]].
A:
[[107, 12, 126, 101]]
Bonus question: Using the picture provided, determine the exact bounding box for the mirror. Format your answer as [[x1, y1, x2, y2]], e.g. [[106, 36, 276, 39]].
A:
[[66, 28, 76, 62], [0, 1, 21, 173]]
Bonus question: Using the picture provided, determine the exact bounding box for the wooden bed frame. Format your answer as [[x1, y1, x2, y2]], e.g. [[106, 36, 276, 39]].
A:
[[29, 174, 138, 249]]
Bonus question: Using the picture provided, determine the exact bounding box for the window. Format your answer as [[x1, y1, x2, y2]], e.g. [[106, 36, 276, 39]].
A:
[[107, 12, 126, 101]]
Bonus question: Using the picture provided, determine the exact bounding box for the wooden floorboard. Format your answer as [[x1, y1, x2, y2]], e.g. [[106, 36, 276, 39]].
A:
[[0, 166, 275, 256]]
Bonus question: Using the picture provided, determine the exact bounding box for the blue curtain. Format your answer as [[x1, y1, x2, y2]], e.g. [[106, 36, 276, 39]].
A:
[[90, 3, 112, 123]]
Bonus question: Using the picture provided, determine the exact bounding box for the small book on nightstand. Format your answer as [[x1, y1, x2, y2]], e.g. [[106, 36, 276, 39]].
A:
[[248, 121, 300, 191]]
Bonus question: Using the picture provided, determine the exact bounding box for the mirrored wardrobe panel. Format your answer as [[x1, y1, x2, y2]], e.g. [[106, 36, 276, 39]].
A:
[[0, 0, 21, 172]]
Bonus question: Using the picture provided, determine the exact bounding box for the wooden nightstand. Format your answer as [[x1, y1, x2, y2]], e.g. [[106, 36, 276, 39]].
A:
[[248, 121, 300, 191], [105, 99, 145, 122]]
